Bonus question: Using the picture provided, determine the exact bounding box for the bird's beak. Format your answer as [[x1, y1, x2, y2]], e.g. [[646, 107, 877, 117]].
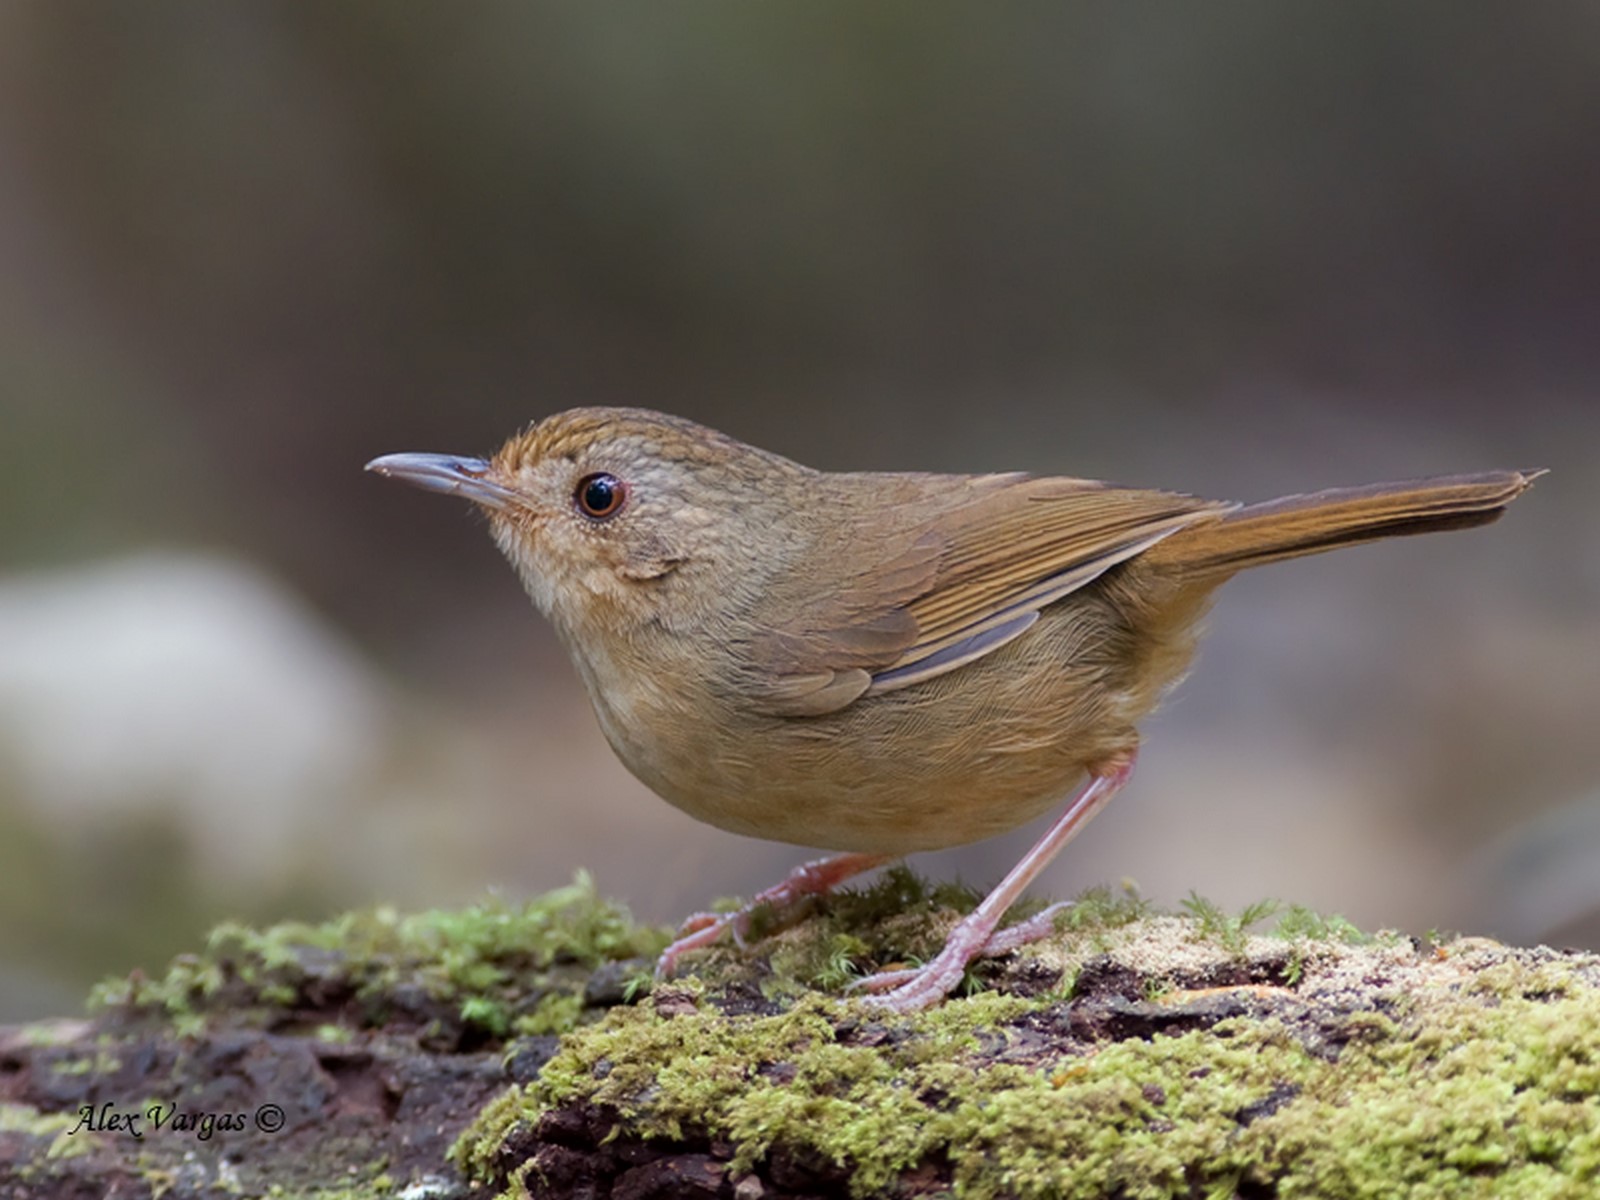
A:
[[364, 453, 521, 512]]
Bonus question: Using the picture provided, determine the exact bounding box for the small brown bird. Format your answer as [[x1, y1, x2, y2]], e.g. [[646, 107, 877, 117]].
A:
[[367, 408, 1540, 1011]]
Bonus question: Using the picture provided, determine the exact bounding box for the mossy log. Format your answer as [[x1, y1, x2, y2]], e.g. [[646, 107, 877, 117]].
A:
[[2, 872, 1598, 1199]]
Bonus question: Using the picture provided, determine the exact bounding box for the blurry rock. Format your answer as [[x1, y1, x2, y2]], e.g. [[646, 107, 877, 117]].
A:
[[1470, 789, 1600, 948], [0, 553, 388, 886], [1403, 615, 1600, 948]]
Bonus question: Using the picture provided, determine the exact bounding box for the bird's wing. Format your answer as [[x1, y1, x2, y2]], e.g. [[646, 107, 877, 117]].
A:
[[744, 474, 1232, 716]]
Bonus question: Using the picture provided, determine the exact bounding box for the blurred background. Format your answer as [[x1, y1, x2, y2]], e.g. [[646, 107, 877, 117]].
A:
[[1, 3, 1596, 1020]]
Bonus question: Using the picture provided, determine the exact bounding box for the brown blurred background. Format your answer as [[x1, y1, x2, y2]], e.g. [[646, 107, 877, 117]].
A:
[[1, 3, 1596, 1020]]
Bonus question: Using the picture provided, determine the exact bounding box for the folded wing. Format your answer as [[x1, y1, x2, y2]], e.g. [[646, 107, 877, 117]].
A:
[[744, 474, 1230, 716]]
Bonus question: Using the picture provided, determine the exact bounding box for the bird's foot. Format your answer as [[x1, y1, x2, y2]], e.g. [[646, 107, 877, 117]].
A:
[[978, 900, 1076, 956], [853, 909, 1003, 1012], [849, 901, 1073, 1011], [851, 755, 1135, 1011], [655, 852, 890, 981]]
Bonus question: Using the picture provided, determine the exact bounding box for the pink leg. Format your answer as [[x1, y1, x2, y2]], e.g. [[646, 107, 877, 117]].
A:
[[854, 753, 1137, 1012], [656, 852, 891, 981], [850, 901, 1083, 994]]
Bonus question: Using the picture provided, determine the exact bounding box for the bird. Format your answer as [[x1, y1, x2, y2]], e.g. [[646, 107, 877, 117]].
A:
[[367, 407, 1541, 1010]]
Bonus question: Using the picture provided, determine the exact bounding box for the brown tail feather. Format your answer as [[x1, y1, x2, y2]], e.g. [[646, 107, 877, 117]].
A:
[[1144, 468, 1544, 577]]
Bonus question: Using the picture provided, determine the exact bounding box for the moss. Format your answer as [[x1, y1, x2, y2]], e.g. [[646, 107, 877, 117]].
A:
[[0, 1102, 79, 1139], [460, 995, 512, 1039], [91, 861, 1361, 1043], [1260, 982, 1600, 1195], [456, 991, 1033, 1194], [23, 869, 1600, 1197], [442, 878, 1600, 1199], [90, 871, 669, 1041], [1179, 892, 1282, 955], [42, 1048, 120, 1078], [461, 992, 1264, 1197], [685, 868, 1161, 1000], [1048, 881, 1155, 931], [459, 948, 1600, 1199], [1273, 903, 1367, 945], [723, 866, 985, 995], [515, 990, 584, 1037]]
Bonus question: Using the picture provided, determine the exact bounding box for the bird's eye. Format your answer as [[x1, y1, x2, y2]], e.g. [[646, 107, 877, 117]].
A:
[[575, 472, 627, 520]]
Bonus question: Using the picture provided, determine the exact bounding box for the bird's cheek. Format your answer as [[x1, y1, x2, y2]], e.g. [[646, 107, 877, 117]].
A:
[[488, 518, 533, 571], [618, 533, 685, 582], [488, 520, 561, 612]]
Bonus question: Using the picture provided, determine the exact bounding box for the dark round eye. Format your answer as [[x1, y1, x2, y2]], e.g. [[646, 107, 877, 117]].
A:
[[575, 472, 627, 520]]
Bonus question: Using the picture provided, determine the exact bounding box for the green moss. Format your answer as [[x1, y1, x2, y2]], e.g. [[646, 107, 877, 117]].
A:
[[460, 995, 511, 1038], [741, 867, 981, 990], [459, 949, 1600, 1200], [83, 868, 1382, 1051], [90, 872, 669, 1041], [0, 1103, 79, 1139], [1048, 881, 1155, 931], [456, 991, 1031, 1194], [37, 1043, 123, 1084], [1273, 903, 1367, 945], [459, 993, 1293, 1198], [34, 1110, 97, 1163], [515, 990, 584, 1037], [685, 869, 1164, 1000], [1263, 984, 1600, 1195], [444, 879, 1599, 1198], [32, 868, 1600, 1197], [1179, 892, 1282, 955]]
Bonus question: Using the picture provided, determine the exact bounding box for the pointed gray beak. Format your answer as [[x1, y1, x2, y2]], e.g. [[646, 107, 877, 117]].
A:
[[364, 453, 520, 511]]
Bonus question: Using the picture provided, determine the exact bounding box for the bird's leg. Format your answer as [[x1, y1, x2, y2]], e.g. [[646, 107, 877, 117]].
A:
[[656, 852, 892, 980], [845, 900, 1087, 993], [853, 753, 1137, 1012]]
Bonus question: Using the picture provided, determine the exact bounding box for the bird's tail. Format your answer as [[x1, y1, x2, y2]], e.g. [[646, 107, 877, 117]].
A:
[[1143, 469, 1544, 577]]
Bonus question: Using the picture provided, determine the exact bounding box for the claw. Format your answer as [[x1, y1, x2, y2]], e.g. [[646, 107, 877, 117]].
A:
[[845, 966, 919, 994], [654, 852, 891, 981], [676, 911, 723, 936]]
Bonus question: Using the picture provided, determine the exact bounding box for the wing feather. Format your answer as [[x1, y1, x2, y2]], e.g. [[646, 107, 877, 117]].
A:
[[745, 473, 1230, 716]]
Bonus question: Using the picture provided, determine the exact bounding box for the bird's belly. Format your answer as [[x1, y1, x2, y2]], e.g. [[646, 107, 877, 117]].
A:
[[592, 628, 1155, 855], [666, 748, 1092, 855]]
